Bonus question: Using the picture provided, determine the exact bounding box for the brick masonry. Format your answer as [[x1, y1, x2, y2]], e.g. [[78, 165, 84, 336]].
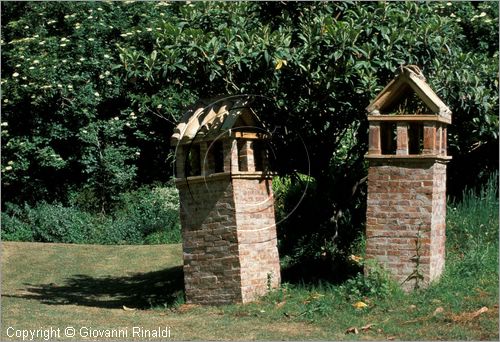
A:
[[232, 177, 281, 303], [365, 159, 447, 290], [176, 172, 280, 305]]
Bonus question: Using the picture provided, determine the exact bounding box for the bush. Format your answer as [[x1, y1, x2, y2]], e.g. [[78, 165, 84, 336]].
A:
[[1, 209, 34, 241], [109, 185, 181, 244], [447, 171, 498, 252], [1, 202, 97, 244], [340, 259, 401, 301], [1, 185, 181, 245]]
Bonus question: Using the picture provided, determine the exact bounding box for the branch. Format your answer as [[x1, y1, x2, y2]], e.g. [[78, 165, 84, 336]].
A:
[[143, 104, 176, 125]]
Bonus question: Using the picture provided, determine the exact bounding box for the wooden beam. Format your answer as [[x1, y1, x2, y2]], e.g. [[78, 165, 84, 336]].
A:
[[367, 114, 451, 124]]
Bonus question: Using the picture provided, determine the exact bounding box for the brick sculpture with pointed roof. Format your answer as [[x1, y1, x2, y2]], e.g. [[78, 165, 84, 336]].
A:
[[365, 66, 451, 291], [171, 96, 280, 305]]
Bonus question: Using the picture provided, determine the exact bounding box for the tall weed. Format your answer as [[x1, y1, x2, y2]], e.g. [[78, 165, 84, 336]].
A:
[[447, 172, 498, 254]]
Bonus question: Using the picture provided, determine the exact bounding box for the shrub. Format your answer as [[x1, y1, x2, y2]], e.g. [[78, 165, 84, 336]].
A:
[[1, 209, 33, 242], [111, 185, 181, 244], [1, 202, 98, 244], [1, 185, 181, 245], [340, 259, 401, 301]]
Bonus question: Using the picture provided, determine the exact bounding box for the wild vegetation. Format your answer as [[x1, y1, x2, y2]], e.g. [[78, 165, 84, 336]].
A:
[[1, 1, 498, 277]]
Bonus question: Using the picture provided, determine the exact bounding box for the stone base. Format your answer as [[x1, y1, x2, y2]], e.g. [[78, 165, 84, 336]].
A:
[[365, 158, 446, 291]]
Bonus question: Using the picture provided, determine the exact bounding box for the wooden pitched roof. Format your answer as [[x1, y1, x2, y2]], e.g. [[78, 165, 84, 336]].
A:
[[366, 66, 451, 120], [171, 96, 263, 145]]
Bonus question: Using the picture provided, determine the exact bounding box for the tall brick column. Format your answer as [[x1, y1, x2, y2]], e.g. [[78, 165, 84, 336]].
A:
[[365, 67, 452, 290], [365, 158, 448, 290], [171, 99, 280, 305]]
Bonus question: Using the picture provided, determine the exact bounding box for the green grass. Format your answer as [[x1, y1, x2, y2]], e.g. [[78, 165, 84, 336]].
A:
[[2, 175, 498, 340]]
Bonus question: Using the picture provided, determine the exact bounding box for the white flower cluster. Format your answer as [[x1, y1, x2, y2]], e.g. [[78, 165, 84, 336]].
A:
[[471, 12, 489, 23]]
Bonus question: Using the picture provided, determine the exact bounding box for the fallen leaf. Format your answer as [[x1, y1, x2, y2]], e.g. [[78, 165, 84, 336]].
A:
[[349, 254, 364, 263], [275, 59, 284, 70], [387, 336, 396, 340], [361, 323, 375, 331], [310, 292, 324, 300], [276, 301, 286, 308], [345, 327, 359, 334], [475, 288, 489, 297], [474, 306, 489, 316], [176, 303, 199, 313], [353, 301, 368, 309], [433, 307, 444, 316], [234, 311, 250, 317], [408, 304, 417, 310], [122, 305, 136, 311], [451, 306, 488, 322]]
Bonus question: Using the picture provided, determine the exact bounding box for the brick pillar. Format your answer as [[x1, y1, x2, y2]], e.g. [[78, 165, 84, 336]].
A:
[[396, 122, 409, 155], [177, 174, 242, 305], [200, 142, 209, 176], [233, 176, 280, 302], [238, 140, 256, 172], [368, 123, 382, 155], [441, 127, 447, 156], [436, 126, 443, 157], [176, 137, 280, 305], [365, 158, 447, 291], [223, 138, 238, 173]]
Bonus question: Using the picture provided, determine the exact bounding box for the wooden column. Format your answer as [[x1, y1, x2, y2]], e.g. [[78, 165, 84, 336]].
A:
[[396, 122, 409, 155], [175, 145, 186, 178], [423, 122, 437, 155], [368, 122, 382, 155]]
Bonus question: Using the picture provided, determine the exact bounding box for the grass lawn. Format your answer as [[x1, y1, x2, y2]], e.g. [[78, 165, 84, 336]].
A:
[[1, 238, 498, 341]]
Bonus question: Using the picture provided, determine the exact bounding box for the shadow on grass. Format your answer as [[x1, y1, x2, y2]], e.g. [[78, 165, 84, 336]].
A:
[[280, 258, 362, 286], [6, 266, 184, 310]]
